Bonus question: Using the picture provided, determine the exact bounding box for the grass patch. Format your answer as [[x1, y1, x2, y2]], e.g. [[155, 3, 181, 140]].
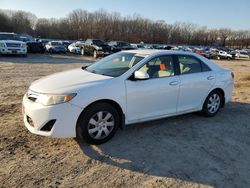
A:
[[241, 75, 250, 81]]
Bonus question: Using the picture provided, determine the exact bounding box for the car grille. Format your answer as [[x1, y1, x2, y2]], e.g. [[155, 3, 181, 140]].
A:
[[6, 43, 21, 48]]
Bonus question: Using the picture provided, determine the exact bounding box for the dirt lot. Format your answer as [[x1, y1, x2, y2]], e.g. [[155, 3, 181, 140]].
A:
[[0, 54, 250, 188]]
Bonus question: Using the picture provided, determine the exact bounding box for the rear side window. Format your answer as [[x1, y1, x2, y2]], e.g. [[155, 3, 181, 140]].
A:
[[177, 55, 210, 74]]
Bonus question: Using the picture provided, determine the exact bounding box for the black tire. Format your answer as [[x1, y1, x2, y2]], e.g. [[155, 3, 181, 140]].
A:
[[202, 90, 222, 117], [93, 50, 98, 58], [49, 49, 53, 54], [76, 102, 120, 145], [22, 53, 27, 57]]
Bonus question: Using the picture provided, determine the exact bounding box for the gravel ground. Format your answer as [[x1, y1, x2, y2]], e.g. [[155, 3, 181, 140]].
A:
[[0, 54, 250, 188]]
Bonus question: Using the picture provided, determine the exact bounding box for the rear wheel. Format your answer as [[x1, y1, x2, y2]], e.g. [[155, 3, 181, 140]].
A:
[[76, 102, 120, 145], [202, 90, 222, 117]]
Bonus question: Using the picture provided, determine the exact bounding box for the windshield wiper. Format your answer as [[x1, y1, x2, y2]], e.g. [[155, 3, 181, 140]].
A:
[[84, 68, 96, 74], [81, 65, 88, 70]]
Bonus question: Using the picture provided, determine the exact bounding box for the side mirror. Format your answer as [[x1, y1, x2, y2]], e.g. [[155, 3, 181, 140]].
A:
[[134, 71, 149, 80]]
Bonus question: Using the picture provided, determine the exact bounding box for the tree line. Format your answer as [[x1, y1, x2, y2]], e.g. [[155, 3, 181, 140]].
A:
[[0, 9, 249, 47]]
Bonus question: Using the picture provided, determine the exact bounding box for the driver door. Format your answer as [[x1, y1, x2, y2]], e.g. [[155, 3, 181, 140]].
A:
[[125, 55, 180, 123]]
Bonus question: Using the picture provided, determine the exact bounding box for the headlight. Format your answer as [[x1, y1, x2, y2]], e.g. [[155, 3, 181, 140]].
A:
[[21, 43, 27, 48], [0, 42, 6, 48], [94, 45, 102, 50], [36, 93, 76, 106]]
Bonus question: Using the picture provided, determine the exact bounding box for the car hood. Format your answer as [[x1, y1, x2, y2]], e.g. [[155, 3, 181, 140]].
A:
[[0, 40, 25, 44], [29, 68, 112, 93]]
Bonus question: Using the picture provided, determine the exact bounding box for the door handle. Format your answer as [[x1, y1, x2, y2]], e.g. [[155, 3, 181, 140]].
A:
[[207, 76, 215, 80], [169, 81, 179, 86]]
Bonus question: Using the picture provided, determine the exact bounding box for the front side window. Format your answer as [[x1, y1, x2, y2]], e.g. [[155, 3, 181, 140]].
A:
[[138, 55, 175, 78], [178, 55, 202, 74], [85, 52, 144, 77]]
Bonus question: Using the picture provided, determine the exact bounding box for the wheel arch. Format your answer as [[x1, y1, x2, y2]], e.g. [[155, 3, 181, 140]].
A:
[[76, 99, 125, 130], [208, 88, 225, 107]]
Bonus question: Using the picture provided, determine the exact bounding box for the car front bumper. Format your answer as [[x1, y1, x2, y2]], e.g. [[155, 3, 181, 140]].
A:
[[97, 50, 111, 56], [0, 47, 27, 55], [22, 94, 82, 138]]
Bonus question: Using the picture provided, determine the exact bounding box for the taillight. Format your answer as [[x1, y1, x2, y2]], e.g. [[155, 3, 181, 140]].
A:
[[231, 72, 234, 79]]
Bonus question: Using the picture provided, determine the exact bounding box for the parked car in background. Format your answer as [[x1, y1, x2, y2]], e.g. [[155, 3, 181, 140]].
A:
[[27, 41, 45, 53], [0, 32, 27, 57], [108, 41, 135, 52], [231, 50, 250, 59], [22, 50, 234, 144], [59, 41, 70, 49], [45, 41, 67, 54], [75, 40, 85, 47], [80, 39, 112, 58], [217, 50, 232, 59], [193, 49, 210, 59], [238, 51, 250, 59], [68, 43, 80, 54], [37, 39, 50, 47], [131, 43, 146, 49]]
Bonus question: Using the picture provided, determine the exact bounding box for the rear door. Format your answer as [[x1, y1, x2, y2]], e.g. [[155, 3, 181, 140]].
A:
[[176, 55, 216, 112], [84, 39, 92, 54]]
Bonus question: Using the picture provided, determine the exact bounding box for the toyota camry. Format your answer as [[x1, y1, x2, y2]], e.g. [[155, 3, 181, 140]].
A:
[[22, 50, 234, 144]]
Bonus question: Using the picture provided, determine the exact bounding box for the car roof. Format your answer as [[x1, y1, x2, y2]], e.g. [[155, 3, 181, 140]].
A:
[[0, 32, 16, 35], [125, 49, 198, 57], [124, 49, 223, 71]]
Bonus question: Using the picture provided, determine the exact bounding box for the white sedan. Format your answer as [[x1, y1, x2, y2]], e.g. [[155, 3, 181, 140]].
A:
[[68, 43, 81, 54], [22, 50, 234, 144]]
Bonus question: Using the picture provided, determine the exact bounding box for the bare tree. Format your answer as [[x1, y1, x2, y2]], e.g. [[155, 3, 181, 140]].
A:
[[0, 9, 249, 48], [218, 28, 232, 47]]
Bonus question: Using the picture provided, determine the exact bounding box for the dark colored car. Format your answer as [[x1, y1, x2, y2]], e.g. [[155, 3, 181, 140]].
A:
[[80, 39, 112, 58], [108, 41, 135, 53], [37, 39, 50, 47], [61, 41, 70, 49], [26, 41, 45, 53]]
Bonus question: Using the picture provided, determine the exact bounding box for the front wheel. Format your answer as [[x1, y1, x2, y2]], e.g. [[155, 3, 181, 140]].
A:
[[202, 91, 222, 117], [76, 102, 120, 145], [81, 48, 85, 55], [93, 50, 98, 58]]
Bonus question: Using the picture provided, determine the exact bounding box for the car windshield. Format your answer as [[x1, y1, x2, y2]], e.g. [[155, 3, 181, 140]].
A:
[[51, 42, 62, 46], [0, 34, 19, 40], [92, 40, 104, 46], [118, 42, 130, 46], [85, 52, 145, 77]]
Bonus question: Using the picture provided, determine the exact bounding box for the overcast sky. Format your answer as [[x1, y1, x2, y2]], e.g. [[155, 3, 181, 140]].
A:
[[1, 0, 250, 30]]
